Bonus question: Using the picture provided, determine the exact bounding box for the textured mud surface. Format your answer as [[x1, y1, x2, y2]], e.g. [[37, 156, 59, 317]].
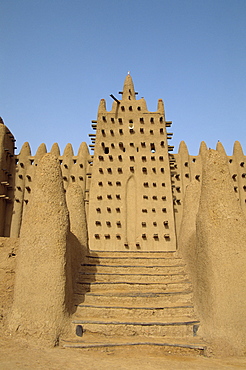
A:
[[0, 334, 246, 370]]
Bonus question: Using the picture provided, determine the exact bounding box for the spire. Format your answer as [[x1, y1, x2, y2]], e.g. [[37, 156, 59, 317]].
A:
[[178, 141, 189, 156], [19, 142, 31, 157], [63, 143, 74, 157], [233, 141, 244, 157], [199, 141, 207, 157], [216, 141, 227, 156], [98, 99, 106, 114], [122, 73, 136, 100], [157, 99, 164, 114], [50, 143, 60, 157]]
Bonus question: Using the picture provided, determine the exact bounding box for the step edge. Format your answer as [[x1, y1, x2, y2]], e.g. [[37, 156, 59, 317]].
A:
[[76, 304, 194, 310], [72, 320, 200, 326], [62, 341, 206, 350]]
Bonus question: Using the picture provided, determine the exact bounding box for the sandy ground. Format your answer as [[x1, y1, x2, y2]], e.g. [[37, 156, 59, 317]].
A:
[[0, 334, 246, 370]]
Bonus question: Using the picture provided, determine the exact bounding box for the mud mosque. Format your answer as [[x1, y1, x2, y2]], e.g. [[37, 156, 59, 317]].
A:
[[0, 75, 245, 356]]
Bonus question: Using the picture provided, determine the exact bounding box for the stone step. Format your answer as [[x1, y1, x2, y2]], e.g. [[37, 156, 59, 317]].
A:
[[76, 280, 192, 294], [74, 304, 196, 320], [86, 255, 183, 267], [72, 318, 199, 337], [61, 333, 206, 356], [81, 263, 186, 275], [88, 251, 178, 258], [78, 271, 188, 284], [67, 252, 203, 356], [74, 290, 194, 306]]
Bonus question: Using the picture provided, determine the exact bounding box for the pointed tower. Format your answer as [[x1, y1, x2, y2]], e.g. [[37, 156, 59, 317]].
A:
[[88, 75, 177, 251]]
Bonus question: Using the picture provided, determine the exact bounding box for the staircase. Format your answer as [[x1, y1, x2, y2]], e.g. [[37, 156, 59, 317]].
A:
[[62, 251, 206, 355]]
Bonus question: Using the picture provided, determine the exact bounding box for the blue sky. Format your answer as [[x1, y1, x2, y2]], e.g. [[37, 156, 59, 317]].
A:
[[1, 0, 246, 156]]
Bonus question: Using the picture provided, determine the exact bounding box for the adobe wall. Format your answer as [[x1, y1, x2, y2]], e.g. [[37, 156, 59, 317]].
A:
[[88, 75, 176, 251], [0, 120, 15, 237], [66, 183, 88, 302], [178, 149, 246, 356], [1, 76, 246, 250], [0, 237, 18, 331], [8, 154, 73, 346], [1, 75, 246, 354], [172, 141, 246, 238], [10, 140, 91, 238], [196, 150, 246, 355]]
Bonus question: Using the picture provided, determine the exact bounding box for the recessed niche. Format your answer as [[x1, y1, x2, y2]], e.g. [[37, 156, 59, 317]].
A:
[[150, 143, 156, 153]]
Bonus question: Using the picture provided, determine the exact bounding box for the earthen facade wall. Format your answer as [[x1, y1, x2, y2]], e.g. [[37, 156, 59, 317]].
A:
[[1, 75, 246, 251]]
